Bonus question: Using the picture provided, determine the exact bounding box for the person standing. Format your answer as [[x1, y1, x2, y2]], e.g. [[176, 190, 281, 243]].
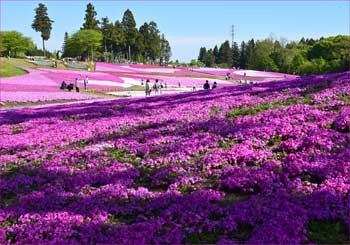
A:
[[212, 81, 217, 89], [84, 76, 89, 90], [154, 79, 160, 95], [145, 80, 151, 96], [75, 78, 80, 92]]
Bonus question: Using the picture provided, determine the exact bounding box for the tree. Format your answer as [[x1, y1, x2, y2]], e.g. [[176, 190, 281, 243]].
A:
[[121, 9, 138, 61], [100, 17, 110, 53], [204, 49, 215, 67], [250, 39, 277, 71], [198, 47, 207, 63], [213, 45, 219, 64], [31, 3, 54, 57], [62, 32, 69, 57], [112, 20, 126, 56], [245, 39, 255, 69], [160, 34, 171, 65], [239, 41, 246, 69], [65, 29, 102, 61], [139, 21, 161, 62], [0, 31, 35, 57], [82, 3, 99, 30], [217, 40, 231, 67], [232, 42, 240, 68]]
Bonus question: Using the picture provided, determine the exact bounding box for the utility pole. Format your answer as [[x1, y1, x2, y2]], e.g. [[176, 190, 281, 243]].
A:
[[231, 25, 235, 68], [231, 25, 235, 49]]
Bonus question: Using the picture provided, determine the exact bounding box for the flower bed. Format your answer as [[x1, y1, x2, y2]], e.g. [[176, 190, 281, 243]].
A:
[[1, 91, 98, 102], [1, 72, 350, 243]]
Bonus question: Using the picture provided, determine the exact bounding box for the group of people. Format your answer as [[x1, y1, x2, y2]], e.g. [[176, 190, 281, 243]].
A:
[[203, 80, 217, 90], [145, 79, 164, 96], [60, 76, 89, 92]]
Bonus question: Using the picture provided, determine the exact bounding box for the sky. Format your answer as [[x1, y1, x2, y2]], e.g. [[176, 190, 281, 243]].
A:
[[1, 0, 349, 62]]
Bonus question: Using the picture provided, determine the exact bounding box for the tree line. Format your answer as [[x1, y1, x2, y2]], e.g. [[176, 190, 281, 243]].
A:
[[63, 3, 171, 64], [196, 35, 350, 75], [0, 2, 171, 65]]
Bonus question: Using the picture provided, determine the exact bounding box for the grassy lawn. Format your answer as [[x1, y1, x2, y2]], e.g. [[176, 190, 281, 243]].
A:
[[0, 59, 28, 78]]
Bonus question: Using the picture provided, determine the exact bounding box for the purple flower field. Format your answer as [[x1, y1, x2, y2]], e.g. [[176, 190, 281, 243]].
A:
[[0, 72, 350, 244]]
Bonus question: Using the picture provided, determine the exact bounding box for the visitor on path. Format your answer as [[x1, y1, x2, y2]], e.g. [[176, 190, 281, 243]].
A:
[[84, 76, 89, 90], [192, 83, 197, 91], [60, 80, 67, 90], [141, 79, 144, 86], [75, 78, 80, 92], [203, 80, 210, 90], [178, 81, 181, 88], [154, 79, 161, 95], [165, 82, 168, 88], [145, 80, 151, 96], [212, 82, 218, 89]]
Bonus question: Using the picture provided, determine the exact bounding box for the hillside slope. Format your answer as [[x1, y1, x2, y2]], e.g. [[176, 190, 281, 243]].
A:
[[0, 72, 350, 244]]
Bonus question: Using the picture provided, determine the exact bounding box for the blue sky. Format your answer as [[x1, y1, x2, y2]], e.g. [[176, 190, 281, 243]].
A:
[[1, 1, 349, 62]]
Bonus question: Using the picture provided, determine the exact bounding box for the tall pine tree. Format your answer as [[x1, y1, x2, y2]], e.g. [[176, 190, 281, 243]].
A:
[[62, 32, 69, 57], [217, 40, 231, 67], [213, 45, 219, 64], [198, 47, 207, 63], [232, 42, 240, 68], [82, 3, 99, 30], [32, 3, 54, 57], [121, 9, 138, 61], [239, 41, 246, 69]]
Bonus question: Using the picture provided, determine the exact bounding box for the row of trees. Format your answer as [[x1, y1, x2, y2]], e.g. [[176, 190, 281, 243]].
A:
[[0, 31, 54, 57], [63, 3, 171, 64], [197, 35, 350, 75]]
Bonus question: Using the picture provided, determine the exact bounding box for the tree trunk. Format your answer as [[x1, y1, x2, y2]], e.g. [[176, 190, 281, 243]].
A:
[[42, 38, 46, 57]]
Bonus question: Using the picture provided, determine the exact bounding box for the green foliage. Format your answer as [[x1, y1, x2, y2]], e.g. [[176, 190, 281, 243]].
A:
[[338, 93, 349, 105], [65, 29, 102, 60], [0, 216, 18, 228], [198, 35, 350, 75], [139, 21, 161, 62], [0, 60, 27, 78], [190, 59, 204, 67], [122, 9, 138, 59], [198, 47, 207, 63], [31, 3, 53, 56], [217, 40, 232, 66], [160, 34, 172, 65], [226, 97, 299, 119], [81, 3, 100, 30], [185, 229, 223, 244], [226, 102, 272, 119], [218, 139, 237, 150], [107, 147, 141, 165], [232, 42, 240, 68], [0, 31, 35, 57], [307, 219, 350, 244], [204, 49, 216, 67]]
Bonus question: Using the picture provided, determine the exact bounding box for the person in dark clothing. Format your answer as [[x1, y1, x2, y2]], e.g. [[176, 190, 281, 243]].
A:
[[60, 80, 67, 90], [67, 84, 74, 91], [203, 80, 210, 90], [212, 82, 217, 89]]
